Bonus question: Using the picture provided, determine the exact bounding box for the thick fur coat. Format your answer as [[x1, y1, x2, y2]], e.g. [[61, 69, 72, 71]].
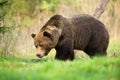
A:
[[31, 14, 109, 60]]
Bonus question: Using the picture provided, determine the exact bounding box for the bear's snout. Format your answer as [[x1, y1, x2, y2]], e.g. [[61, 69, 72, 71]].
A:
[[36, 54, 44, 58]]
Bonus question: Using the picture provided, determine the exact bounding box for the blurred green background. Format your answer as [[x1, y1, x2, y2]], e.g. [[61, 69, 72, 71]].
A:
[[0, 0, 120, 80]]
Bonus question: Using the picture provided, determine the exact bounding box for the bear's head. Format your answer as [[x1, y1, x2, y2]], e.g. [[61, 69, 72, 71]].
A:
[[31, 25, 62, 58]]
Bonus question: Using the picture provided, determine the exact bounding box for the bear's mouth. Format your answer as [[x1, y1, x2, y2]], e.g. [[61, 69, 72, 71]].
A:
[[36, 54, 44, 58], [36, 53, 48, 58]]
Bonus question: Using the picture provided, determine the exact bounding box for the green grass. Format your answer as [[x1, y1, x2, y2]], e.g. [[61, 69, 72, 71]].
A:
[[0, 41, 120, 80]]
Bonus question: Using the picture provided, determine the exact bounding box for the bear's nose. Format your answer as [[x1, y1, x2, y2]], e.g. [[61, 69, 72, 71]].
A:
[[36, 54, 44, 58]]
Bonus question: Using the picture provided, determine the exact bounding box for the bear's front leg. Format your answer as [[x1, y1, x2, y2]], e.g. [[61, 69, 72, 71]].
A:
[[55, 42, 74, 61], [55, 49, 74, 61]]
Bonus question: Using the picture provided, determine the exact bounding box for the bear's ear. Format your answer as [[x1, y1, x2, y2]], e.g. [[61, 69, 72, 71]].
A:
[[31, 33, 36, 38], [43, 31, 53, 40]]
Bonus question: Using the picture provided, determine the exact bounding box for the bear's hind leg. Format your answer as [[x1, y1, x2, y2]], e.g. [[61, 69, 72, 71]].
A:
[[85, 50, 107, 58]]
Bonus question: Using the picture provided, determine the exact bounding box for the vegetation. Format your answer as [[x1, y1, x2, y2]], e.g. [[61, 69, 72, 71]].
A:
[[0, 57, 120, 80], [0, 0, 120, 58], [0, 41, 120, 80], [0, 0, 120, 80]]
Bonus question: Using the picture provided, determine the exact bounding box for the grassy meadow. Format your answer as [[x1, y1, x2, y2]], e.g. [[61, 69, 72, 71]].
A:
[[0, 41, 120, 80], [0, 0, 120, 80]]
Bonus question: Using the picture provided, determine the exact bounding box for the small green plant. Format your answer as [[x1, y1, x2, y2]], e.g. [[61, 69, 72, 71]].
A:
[[40, 0, 60, 12]]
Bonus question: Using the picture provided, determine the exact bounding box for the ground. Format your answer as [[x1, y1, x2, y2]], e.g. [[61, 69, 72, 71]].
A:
[[0, 40, 120, 80]]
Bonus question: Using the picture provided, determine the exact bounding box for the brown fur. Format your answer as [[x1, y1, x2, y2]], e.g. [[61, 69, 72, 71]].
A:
[[31, 14, 109, 60]]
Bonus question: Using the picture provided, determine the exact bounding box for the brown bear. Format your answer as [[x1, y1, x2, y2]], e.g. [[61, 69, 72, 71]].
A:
[[31, 14, 109, 61]]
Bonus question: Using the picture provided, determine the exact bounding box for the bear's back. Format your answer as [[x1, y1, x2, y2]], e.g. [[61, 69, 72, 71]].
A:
[[68, 14, 109, 50]]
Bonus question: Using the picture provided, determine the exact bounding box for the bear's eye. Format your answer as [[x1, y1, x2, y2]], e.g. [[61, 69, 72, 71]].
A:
[[35, 45, 38, 48], [40, 44, 43, 47], [34, 43, 38, 48]]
